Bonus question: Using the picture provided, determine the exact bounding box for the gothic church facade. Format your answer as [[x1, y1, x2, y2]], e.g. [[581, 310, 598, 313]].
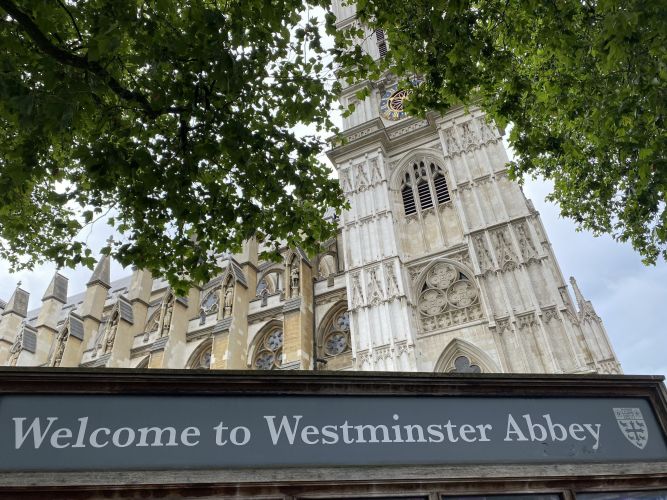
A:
[[0, 1, 620, 376]]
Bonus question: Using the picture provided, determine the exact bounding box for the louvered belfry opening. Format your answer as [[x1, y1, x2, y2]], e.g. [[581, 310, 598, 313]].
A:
[[400, 160, 451, 216], [375, 29, 387, 58], [417, 180, 433, 209], [401, 171, 417, 215]]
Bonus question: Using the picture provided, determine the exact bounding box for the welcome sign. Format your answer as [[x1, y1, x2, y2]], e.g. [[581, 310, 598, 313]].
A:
[[1, 394, 666, 471]]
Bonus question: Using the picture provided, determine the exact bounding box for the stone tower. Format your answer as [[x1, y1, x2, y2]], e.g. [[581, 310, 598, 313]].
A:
[[0, 2, 620, 375], [325, 0, 620, 374]]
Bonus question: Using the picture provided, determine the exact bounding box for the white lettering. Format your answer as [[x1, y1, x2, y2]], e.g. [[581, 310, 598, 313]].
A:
[[427, 424, 444, 443], [301, 425, 320, 445], [230, 426, 251, 446], [459, 424, 477, 442], [181, 427, 200, 447], [543, 414, 567, 441], [355, 424, 391, 443], [13, 417, 58, 449], [112, 427, 135, 447], [90, 427, 110, 448], [569, 423, 586, 440], [50, 427, 72, 449], [214, 422, 228, 446], [72, 417, 88, 448], [583, 423, 601, 450], [505, 414, 528, 442], [477, 424, 492, 442], [137, 427, 178, 447], [264, 415, 302, 445], [321, 425, 339, 444], [523, 414, 547, 441]]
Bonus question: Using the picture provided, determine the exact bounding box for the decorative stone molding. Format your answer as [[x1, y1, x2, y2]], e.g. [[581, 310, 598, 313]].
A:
[[282, 297, 301, 314], [369, 158, 383, 184], [384, 262, 400, 299], [442, 117, 502, 158], [516, 312, 538, 330], [494, 316, 511, 335], [150, 336, 169, 352], [388, 119, 429, 140], [542, 307, 559, 323], [473, 234, 495, 274], [366, 267, 384, 306], [514, 221, 539, 262], [492, 227, 519, 270], [350, 272, 365, 310], [213, 317, 232, 334], [353, 162, 370, 191]]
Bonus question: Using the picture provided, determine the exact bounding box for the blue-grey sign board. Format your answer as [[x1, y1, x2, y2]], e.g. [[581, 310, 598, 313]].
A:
[[0, 395, 665, 471]]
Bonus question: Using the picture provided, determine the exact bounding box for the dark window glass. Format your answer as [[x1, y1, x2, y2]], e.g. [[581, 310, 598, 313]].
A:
[[577, 490, 667, 500]]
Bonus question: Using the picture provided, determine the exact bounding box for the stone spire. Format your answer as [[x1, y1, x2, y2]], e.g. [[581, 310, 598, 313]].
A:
[[569, 276, 597, 318], [2, 282, 29, 318], [87, 253, 111, 288], [0, 283, 30, 364], [42, 272, 68, 303]]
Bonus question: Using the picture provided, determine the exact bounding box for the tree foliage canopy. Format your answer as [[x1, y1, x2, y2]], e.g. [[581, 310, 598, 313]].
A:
[[338, 0, 666, 263], [0, 0, 341, 289], [1, 0, 665, 292]]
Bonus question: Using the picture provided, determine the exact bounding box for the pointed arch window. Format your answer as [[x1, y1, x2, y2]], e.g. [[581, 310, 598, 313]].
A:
[[188, 341, 212, 369], [253, 327, 284, 370], [400, 161, 451, 216], [449, 355, 482, 373]]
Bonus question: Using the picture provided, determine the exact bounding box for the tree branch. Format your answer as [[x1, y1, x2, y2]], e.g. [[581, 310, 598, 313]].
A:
[[55, 0, 82, 42], [0, 0, 162, 118]]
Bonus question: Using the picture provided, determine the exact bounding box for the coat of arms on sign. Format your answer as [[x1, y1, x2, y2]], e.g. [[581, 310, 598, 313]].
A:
[[613, 407, 648, 449]]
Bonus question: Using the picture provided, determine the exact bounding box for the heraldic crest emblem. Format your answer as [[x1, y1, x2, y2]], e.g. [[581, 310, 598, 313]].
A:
[[613, 407, 648, 449]]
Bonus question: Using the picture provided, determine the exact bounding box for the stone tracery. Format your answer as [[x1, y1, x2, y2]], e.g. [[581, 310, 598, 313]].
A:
[[253, 327, 284, 370], [418, 262, 483, 333]]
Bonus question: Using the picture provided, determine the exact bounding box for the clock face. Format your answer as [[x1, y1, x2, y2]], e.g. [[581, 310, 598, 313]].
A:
[[380, 85, 410, 121]]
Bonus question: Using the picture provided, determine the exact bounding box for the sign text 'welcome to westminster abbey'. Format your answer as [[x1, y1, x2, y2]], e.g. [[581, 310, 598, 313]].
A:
[[1, 395, 666, 471]]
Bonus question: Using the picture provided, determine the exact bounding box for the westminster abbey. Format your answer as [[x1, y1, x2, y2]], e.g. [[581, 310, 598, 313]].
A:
[[0, 1, 620, 376]]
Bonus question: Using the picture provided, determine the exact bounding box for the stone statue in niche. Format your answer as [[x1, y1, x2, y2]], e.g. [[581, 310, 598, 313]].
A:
[[351, 273, 364, 309], [103, 313, 118, 354], [161, 298, 174, 337], [290, 262, 300, 297], [8, 328, 23, 367], [223, 282, 234, 318], [51, 327, 68, 367]]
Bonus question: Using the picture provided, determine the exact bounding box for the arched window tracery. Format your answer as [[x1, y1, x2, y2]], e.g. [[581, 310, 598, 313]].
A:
[[318, 306, 352, 360], [188, 341, 212, 369], [199, 287, 219, 325], [418, 262, 483, 333], [400, 161, 451, 217], [449, 355, 482, 373], [252, 327, 284, 370]]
